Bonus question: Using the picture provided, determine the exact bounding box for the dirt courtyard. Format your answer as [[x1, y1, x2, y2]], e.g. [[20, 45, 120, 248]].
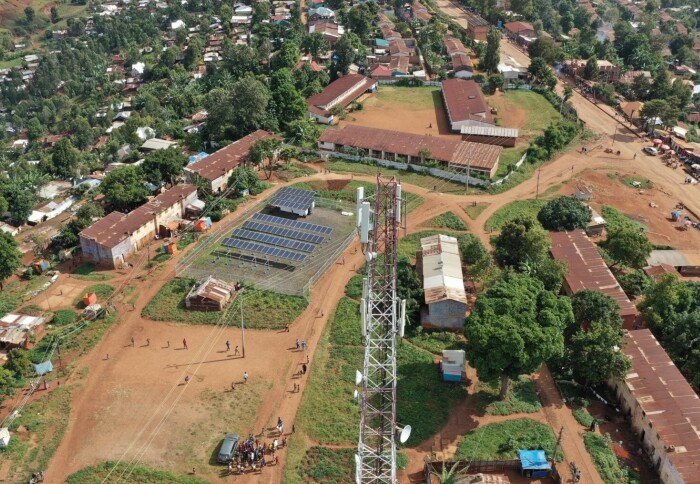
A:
[[340, 85, 460, 139]]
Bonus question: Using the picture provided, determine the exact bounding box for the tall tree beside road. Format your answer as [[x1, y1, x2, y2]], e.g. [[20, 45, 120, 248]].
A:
[[567, 321, 630, 386], [0, 232, 21, 290], [528, 37, 562, 64], [494, 216, 550, 267], [602, 226, 652, 269], [465, 272, 573, 400], [101, 166, 150, 212], [142, 146, 187, 187], [481, 28, 501, 75], [537, 196, 591, 231], [582, 55, 599, 81]]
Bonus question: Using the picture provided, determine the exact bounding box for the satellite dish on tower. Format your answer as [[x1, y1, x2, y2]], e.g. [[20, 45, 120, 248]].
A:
[[398, 425, 412, 444], [354, 389, 359, 401], [355, 370, 363, 386]]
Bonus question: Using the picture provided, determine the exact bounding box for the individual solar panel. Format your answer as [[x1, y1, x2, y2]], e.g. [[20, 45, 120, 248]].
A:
[[221, 238, 306, 262], [251, 213, 333, 235], [242, 221, 325, 244], [233, 229, 316, 252]]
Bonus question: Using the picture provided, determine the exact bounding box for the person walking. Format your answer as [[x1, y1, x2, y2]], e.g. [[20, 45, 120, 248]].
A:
[[234, 345, 240, 355], [302, 363, 307, 374], [185, 375, 190, 384], [244, 371, 248, 383], [226, 340, 230, 352], [131, 336, 135, 347], [301, 340, 307, 351], [146, 338, 150, 346], [295, 339, 300, 350], [231, 381, 235, 391], [166, 340, 170, 348], [183, 338, 188, 350]]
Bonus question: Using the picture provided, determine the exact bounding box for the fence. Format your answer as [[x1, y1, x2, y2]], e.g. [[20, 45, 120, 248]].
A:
[[322, 149, 529, 188], [301, 229, 357, 296]]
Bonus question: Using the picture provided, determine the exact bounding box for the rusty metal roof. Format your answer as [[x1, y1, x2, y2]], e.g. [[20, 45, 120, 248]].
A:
[[549, 230, 638, 318], [623, 329, 700, 481], [441, 79, 494, 125]]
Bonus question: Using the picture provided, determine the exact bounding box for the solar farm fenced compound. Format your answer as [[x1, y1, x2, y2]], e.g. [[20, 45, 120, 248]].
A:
[[232, 228, 317, 252], [242, 221, 325, 244], [251, 213, 333, 235], [270, 187, 317, 212], [221, 238, 307, 262]]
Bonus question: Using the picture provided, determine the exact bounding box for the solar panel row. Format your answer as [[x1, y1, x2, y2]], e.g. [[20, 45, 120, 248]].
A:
[[221, 238, 307, 262], [233, 228, 316, 253], [242, 221, 325, 244], [276, 187, 316, 201], [252, 213, 333, 235]]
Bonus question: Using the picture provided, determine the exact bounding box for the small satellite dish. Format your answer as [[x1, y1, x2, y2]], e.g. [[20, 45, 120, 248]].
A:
[[353, 389, 359, 400], [398, 425, 412, 444], [365, 251, 373, 262], [355, 370, 363, 386]]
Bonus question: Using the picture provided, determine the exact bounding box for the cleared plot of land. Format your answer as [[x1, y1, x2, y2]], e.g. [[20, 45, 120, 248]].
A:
[[142, 278, 308, 330], [341, 86, 458, 138], [487, 90, 560, 142]]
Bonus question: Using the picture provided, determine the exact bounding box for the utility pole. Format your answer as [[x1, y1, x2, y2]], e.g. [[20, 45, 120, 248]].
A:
[[552, 426, 564, 468], [240, 297, 246, 358], [535, 167, 541, 199]]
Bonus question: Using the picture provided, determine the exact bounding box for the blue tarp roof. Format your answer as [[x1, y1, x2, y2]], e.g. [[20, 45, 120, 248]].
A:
[[375, 38, 389, 47], [33, 360, 53, 376], [518, 450, 551, 470]]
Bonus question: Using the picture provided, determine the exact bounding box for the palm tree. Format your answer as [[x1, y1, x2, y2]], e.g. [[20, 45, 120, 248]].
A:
[[430, 461, 470, 484], [418, 147, 432, 164]]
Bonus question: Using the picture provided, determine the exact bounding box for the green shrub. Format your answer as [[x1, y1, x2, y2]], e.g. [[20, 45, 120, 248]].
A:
[[584, 433, 640, 484], [345, 274, 364, 300], [52, 309, 78, 327], [573, 407, 597, 427], [67, 461, 209, 483], [428, 211, 469, 230]]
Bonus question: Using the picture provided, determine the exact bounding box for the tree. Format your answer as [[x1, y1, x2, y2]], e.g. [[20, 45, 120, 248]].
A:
[[346, 3, 375, 41], [649, 68, 672, 101], [205, 77, 272, 141], [50, 138, 80, 179], [418, 147, 431, 163], [6, 349, 32, 377], [24, 6, 35, 23], [494, 216, 550, 267], [0, 232, 21, 290], [618, 269, 653, 298], [528, 37, 562, 64], [26, 117, 45, 143], [528, 57, 554, 86], [481, 28, 500, 74], [430, 461, 471, 484], [639, 98, 669, 130], [223, 43, 258, 78], [487, 74, 504, 93], [271, 69, 307, 128], [602, 227, 652, 269], [301, 32, 330, 60], [285, 117, 321, 146], [50, 6, 59, 23], [582, 56, 599, 81], [271, 40, 300, 71], [571, 289, 622, 327], [0, 367, 16, 398], [184, 36, 204, 70], [397, 256, 423, 326], [465, 272, 573, 399], [537, 196, 591, 231], [101, 166, 150, 212], [520, 257, 569, 292], [3, 184, 35, 226], [142, 146, 187, 187], [249, 138, 282, 179], [332, 33, 364, 76], [567, 321, 630, 386]]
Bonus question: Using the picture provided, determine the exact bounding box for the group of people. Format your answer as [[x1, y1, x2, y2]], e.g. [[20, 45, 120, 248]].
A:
[[227, 434, 284, 474], [295, 339, 307, 351]]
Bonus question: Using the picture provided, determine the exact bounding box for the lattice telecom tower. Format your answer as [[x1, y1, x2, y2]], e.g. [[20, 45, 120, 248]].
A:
[[355, 176, 409, 483]]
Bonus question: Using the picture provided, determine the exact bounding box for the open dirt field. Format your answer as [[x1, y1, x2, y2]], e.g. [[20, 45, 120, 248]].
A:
[[340, 85, 459, 139]]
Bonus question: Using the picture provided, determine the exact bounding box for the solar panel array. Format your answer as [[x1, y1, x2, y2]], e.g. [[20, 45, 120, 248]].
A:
[[270, 187, 316, 212], [243, 221, 325, 244], [251, 213, 333, 235], [233, 228, 316, 253], [222, 238, 307, 262]]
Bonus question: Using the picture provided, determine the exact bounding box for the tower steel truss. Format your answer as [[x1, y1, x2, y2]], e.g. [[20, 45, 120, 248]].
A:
[[357, 176, 401, 483]]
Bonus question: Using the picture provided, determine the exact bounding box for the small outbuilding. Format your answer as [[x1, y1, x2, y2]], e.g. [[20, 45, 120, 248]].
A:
[[574, 185, 593, 201], [185, 276, 237, 311], [518, 450, 551, 478], [83, 292, 98, 306], [440, 350, 466, 382], [0, 428, 10, 448]]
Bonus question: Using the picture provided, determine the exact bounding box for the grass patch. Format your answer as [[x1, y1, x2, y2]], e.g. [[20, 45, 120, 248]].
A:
[[573, 407, 598, 427], [300, 446, 355, 483], [2, 386, 72, 482], [345, 274, 364, 300], [71, 263, 113, 281], [274, 161, 317, 181], [602, 205, 649, 232], [427, 211, 468, 231], [473, 377, 542, 416], [495, 147, 527, 178], [492, 90, 560, 135], [584, 433, 641, 484], [463, 203, 490, 220], [484, 199, 547, 232], [73, 284, 114, 309], [365, 85, 441, 109], [407, 330, 467, 355], [67, 461, 208, 483], [327, 159, 466, 195], [455, 418, 562, 461], [52, 309, 78, 327], [621, 175, 653, 190], [142, 278, 307, 330], [0, 278, 50, 318]]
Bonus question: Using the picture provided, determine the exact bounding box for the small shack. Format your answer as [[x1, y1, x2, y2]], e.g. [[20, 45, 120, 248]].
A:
[[0, 427, 10, 448], [518, 450, 551, 478], [0, 314, 47, 349], [269, 187, 316, 217], [440, 349, 466, 382], [185, 276, 237, 311], [574, 185, 593, 201], [83, 292, 98, 306], [585, 207, 606, 237], [416, 235, 468, 329]]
